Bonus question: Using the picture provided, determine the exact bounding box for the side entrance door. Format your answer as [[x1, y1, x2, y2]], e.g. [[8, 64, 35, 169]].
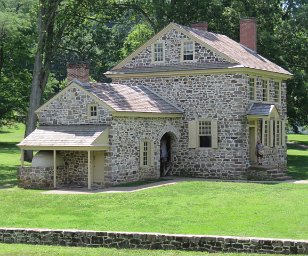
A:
[[93, 151, 105, 184]]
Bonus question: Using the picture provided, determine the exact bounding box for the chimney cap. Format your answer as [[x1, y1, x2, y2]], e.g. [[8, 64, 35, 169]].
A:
[[67, 62, 90, 83]]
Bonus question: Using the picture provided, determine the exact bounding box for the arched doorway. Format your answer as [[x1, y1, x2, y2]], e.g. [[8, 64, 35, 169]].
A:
[[160, 132, 174, 177]]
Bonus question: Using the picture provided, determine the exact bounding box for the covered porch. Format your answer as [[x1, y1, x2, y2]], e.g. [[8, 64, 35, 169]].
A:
[[18, 125, 110, 189]]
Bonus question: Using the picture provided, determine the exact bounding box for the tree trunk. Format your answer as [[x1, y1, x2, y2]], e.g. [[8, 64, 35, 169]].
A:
[[24, 0, 54, 161]]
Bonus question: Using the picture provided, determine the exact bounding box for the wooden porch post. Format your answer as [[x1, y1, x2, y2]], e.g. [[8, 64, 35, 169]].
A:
[[88, 150, 91, 189], [53, 150, 57, 188], [20, 149, 24, 167]]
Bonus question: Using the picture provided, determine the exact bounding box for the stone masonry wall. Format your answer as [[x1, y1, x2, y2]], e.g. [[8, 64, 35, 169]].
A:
[[0, 228, 307, 254], [19, 151, 90, 189], [104, 117, 181, 186], [113, 73, 288, 180], [123, 28, 229, 69], [113, 74, 250, 180], [37, 85, 111, 126]]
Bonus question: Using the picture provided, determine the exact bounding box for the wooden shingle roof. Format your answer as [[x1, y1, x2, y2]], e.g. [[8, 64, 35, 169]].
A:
[[18, 125, 108, 148], [80, 82, 183, 114]]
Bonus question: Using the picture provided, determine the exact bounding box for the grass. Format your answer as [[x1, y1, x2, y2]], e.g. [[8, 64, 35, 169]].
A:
[[0, 124, 25, 187], [287, 134, 308, 179], [1, 244, 306, 256], [0, 125, 307, 241]]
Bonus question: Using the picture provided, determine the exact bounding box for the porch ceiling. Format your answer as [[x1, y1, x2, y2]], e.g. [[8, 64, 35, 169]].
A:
[[17, 125, 109, 149]]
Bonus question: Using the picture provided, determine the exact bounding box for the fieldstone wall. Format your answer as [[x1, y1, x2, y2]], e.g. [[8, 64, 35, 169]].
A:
[[37, 84, 112, 126], [0, 228, 307, 254], [113, 74, 249, 180], [112, 72, 287, 180], [123, 28, 229, 69], [19, 151, 90, 189], [19, 167, 65, 189], [104, 117, 181, 186]]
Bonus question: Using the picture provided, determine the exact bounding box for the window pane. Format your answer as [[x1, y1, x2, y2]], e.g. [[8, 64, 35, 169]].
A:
[[200, 136, 211, 147], [143, 141, 148, 166], [262, 80, 268, 101], [154, 43, 164, 62], [249, 78, 255, 100], [183, 41, 194, 61]]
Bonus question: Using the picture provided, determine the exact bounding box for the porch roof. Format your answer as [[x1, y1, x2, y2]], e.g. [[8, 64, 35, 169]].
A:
[[247, 103, 277, 116], [17, 125, 109, 150]]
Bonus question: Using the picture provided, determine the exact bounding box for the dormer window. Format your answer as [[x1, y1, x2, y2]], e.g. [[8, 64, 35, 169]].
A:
[[182, 41, 194, 61], [152, 42, 164, 63], [88, 104, 98, 118]]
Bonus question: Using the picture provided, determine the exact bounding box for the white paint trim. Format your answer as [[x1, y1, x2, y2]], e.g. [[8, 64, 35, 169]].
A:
[[53, 150, 57, 188], [88, 150, 91, 190]]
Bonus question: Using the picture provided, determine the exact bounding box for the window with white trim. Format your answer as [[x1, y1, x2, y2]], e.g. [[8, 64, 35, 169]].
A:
[[249, 77, 256, 100], [182, 41, 194, 61], [140, 139, 154, 167], [262, 79, 269, 101], [88, 104, 98, 118], [188, 118, 218, 149], [152, 42, 164, 62], [262, 119, 270, 146], [262, 119, 284, 148], [198, 120, 212, 147], [273, 81, 281, 103]]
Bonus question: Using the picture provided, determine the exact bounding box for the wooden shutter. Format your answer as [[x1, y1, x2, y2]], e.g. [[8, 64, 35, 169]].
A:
[[139, 140, 144, 167], [281, 120, 286, 146], [211, 119, 218, 148], [188, 120, 197, 148], [150, 141, 155, 166], [262, 119, 265, 145], [270, 120, 274, 148]]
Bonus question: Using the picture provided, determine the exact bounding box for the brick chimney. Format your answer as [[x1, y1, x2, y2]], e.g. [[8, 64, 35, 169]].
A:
[[240, 18, 257, 51], [191, 22, 208, 31], [67, 63, 90, 83]]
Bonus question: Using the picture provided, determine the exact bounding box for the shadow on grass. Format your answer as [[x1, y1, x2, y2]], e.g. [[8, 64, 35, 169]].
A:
[[0, 165, 18, 187], [288, 155, 308, 180], [0, 142, 19, 153]]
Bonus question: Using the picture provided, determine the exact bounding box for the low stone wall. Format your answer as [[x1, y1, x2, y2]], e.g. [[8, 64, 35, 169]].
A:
[[0, 228, 307, 254], [19, 167, 65, 189]]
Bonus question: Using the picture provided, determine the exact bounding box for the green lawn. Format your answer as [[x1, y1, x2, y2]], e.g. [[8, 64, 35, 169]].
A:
[[0, 124, 25, 187], [287, 134, 308, 179], [1, 244, 306, 256], [0, 125, 307, 241]]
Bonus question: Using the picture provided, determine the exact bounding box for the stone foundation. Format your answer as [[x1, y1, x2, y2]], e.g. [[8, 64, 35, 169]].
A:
[[0, 228, 307, 254], [247, 165, 289, 181]]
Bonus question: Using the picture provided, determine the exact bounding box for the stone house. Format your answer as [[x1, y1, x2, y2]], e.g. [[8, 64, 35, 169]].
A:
[[18, 19, 292, 189]]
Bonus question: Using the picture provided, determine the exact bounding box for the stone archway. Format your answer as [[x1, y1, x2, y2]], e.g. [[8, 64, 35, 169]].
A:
[[160, 131, 177, 177]]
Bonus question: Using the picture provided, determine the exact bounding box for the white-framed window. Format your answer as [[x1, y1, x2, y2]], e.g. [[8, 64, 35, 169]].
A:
[[262, 79, 269, 102], [262, 119, 270, 146], [88, 104, 98, 118], [273, 81, 281, 103], [152, 42, 164, 63], [188, 118, 218, 148], [140, 139, 154, 167], [182, 41, 194, 61], [249, 77, 256, 100], [262, 119, 285, 148]]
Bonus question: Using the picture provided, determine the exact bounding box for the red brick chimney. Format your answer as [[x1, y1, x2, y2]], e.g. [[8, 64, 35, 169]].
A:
[[191, 22, 208, 31], [240, 18, 257, 51], [67, 63, 90, 83]]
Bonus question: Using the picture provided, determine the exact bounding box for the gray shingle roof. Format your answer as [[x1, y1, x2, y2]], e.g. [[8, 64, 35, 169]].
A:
[[79, 81, 183, 114], [247, 103, 276, 116], [18, 125, 108, 148], [181, 24, 291, 75]]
